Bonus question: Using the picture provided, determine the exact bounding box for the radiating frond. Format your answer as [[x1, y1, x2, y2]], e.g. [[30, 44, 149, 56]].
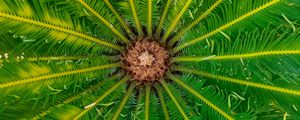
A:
[[72, 75, 129, 119], [0, 59, 118, 107], [0, 55, 118, 64], [145, 85, 151, 120], [132, 87, 146, 119], [169, 0, 223, 46], [155, 84, 170, 120], [178, 26, 300, 84], [103, 0, 136, 39], [155, 0, 172, 38], [174, 66, 300, 118], [161, 0, 192, 44], [0, 63, 120, 89], [172, 0, 281, 53], [172, 50, 300, 62], [147, 0, 153, 38], [32, 73, 123, 119], [77, 0, 130, 44], [174, 66, 300, 96], [166, 72, 234, 120], [0, 1, 122, 51], [160, 80, 189, 120], [129, 0, 144, 37], [111, 82, 135, 120]]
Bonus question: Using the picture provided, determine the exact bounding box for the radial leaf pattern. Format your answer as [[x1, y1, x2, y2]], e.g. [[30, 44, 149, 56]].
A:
[[0, 0, 300, 119]]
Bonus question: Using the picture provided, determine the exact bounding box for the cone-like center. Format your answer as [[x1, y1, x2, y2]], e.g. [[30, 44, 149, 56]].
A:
[[138, 51, 155, 67], [122, 39, 169, 82]]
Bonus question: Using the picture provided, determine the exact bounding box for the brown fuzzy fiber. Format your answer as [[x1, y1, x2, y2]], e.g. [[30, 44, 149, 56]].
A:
[[122, 39, 169, 82]]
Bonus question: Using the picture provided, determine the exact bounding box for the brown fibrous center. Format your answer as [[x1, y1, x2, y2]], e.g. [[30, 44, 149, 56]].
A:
[[122, 39, 169, 82], [138, 51, 155, 67]]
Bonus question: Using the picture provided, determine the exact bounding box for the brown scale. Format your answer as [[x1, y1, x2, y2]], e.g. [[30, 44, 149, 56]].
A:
[[122, 39, 169, 82]]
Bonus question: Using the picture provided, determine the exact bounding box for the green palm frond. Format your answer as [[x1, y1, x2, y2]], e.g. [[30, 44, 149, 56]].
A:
[[169, 0, 223, 46], [160, 80, 189, 120], [77, 0, 130, 44], [1, 0, 300, 119], [73, 75, 129, 119], [32, 72, 123, 119], [154, 0, 171, 39], [155, 84, 170, 120], [0, 1, 122, 52], [161, 0, 193, 44], [103, 0, 135, 38], [111, 82, 135, 120], [175, 25, 300, 85], [167, 72, 235, 120], [172, 0, 300, 53]]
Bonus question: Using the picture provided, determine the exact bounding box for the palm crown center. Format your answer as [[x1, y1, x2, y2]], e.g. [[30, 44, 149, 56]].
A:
[[122, 39, 169, 82]]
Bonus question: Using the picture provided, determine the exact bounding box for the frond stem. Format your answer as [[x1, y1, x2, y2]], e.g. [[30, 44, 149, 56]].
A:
[[211, 50, 300, 60], [161, 0, 192, 44], [0, 12, 123, 51], [32, 73, 123, 119], [172, 50, 300, 62], [160, 80, 189, 120], [103, 0, 136, 39], [172, 0, 280, 54], [166, 71, 234, 120], [173, 66, 300, 96], [112, 82, 135, 120], [171, 55, 216, 63], [129, 0, 144, 38], [155, 0, 172, 39], [27, 55, 119, 62], [78, 0, 130, 44], [155, 84, 170, 120], [73, 75, 130, 119], [145, 84, 151, 120], [0, 63, 121, 89], [169, 0, 223, 46], [147, 0, 153, 38]]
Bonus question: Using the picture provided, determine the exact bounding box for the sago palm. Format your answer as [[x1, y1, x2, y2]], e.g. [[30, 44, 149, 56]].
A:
[[0, 0, 300, 119]]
